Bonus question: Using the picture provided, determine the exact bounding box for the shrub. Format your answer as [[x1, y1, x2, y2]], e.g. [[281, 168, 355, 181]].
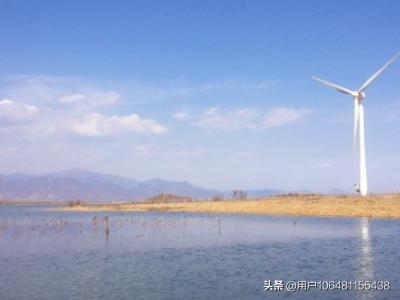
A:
[[232, 190, 247, 201], [144, 193, 193, 204], [67, 199, 82, 207], [211, 194, 224, 202]]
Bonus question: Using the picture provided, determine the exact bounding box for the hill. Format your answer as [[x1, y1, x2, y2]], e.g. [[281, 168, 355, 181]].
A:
[[0, 169, 280, 203]]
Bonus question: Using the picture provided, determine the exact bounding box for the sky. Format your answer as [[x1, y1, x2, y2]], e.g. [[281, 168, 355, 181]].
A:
[[1, 0, 400, 193]]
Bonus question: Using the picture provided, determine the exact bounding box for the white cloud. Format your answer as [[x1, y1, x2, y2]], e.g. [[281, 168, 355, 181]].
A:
[[174, 147, 208, 156], [263, 107, 312, 127], [59, 94, 86, 104], [59, 91, 120, 107], [2, 75, 122, 110], [0, 99, 39, 124], [193, 106, 311, 130], [173, 111, 192, 121], [195, 107, 259, 130], [122, 80, 275, 101], [70, 113, 167, 136]]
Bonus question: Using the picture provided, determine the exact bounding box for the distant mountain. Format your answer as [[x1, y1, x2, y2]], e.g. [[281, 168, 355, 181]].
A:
[[0, 169, 280, 203], [0, 169, 217, 202]]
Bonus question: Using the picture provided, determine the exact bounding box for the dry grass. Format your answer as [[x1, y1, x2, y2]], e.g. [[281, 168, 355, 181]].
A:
[[58, 194, 400, 219]]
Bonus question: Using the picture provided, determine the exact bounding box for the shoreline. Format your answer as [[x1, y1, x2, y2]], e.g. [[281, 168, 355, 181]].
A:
[[57, 194, 400, 219]]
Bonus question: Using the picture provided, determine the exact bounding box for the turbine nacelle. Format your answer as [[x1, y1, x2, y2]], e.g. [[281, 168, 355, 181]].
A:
[[354, 91, 366, 100]]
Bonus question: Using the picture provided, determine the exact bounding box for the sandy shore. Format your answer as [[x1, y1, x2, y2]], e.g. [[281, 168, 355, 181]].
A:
[[58, 194, 400, 219]]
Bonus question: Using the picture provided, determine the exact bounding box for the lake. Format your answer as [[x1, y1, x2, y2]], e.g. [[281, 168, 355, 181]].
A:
[[0, 205, 399, 299]]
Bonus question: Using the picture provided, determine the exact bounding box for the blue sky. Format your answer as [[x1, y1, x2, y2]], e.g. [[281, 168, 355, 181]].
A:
[[1, 0, 400, 192]]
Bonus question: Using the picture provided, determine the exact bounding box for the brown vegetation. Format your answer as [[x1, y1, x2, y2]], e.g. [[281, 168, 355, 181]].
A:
[[67, 199, 82, 207], [58, 194, 400, 219], [141, 193, 193, 204]]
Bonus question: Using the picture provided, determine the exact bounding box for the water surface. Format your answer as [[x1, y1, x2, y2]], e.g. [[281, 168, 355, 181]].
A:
[[0, 205, 399, 299]]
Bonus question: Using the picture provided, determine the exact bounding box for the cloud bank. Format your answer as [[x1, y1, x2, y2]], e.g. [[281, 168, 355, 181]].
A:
[[193, 106, 311, 130], [0, 99, 39, 124], [71, 113, 167, 136]]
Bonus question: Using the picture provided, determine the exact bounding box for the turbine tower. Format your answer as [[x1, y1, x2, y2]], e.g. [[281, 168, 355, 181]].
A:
[[313, 52, 400, 196]]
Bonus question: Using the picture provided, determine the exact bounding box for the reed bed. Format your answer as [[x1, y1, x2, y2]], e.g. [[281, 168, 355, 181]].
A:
[[58, 194, 400, 219]]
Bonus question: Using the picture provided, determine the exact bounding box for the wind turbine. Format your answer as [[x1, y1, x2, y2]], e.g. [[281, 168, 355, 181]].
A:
[[313, 52, 400, 196]]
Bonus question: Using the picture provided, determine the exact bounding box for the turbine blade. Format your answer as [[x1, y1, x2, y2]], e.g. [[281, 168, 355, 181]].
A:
[[358, 52, 400, 92], [353, 98, 359, 153], [312, 76, 354, 95]]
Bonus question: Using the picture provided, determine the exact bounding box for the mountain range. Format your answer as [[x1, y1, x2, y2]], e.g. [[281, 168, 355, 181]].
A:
[[0, 169, 280, 203]]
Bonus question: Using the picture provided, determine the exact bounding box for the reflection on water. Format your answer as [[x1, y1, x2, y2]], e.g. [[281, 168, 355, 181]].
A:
[[0, 206, 399, 300], [358, 218, 374, 300], [359, 218, 373, 279]]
